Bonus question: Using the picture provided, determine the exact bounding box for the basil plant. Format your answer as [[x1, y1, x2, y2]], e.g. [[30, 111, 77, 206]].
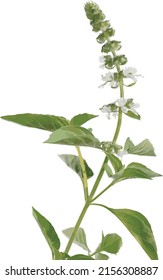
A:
[[1, 2, 161, 260]]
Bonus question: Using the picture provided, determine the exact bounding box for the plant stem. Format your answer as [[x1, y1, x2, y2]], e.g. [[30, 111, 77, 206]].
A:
[[64, 46, 125, 256], [76, 146, 89, 200], [64, 201, 90, 255], [89, 156, 108, 199], [91, 179, 118, 202]]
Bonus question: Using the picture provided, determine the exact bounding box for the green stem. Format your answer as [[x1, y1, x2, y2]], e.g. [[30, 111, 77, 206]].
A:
[[89, 156, 108, 199], [76, 146, 89, 200], [64, 201, 90, 255], [91, 179, 119, 202], [64, 41, 125, 257]]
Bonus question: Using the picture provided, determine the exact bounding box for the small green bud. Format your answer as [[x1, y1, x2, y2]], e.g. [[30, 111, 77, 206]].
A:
[[114, 55, 128, 65], [96, 28, 115, 44], [96, 32, 107, 44], [111, 40, 121, 51], [101, 41, 121, 53], [84, 2, 105, 24], [101, 42, 111, 53], [105, 28, 115, 37], [105, 55, 115, 69]]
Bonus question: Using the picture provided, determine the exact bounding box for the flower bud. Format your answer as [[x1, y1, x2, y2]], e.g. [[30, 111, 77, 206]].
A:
[[114, 55, 128, 65], [84, 2, 105, 32]]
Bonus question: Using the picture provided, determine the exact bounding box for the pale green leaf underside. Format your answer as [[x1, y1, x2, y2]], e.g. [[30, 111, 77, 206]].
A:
[[32, 207, 60, 258], [45, 125, 101, 148], [124, 137, 156, 156], [59, 154, 93, 179], [68, 254, 94, 260], [62, 227, 90, 252], [1, 113, 69, 132], [120, 162, 161, 180], [95, 253, 109, 260], [70, 113, 98, 126], [96, 233, 122, 254], [93, 204, 158, 260]]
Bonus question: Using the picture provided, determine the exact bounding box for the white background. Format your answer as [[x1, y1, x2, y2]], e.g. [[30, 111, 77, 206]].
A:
[[0, 0, 163, 270]]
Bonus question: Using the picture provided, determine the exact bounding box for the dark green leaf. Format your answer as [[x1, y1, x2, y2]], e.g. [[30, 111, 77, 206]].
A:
[[59, 154, 93, 180], [68, 254, 94, 260], [124, 137, 156, 156], [70, 113, 98, 126], [1, 113, 69, 132], [32, 207, 60, 258], [63, 227, 90, 252], [52, 247, 62, 260], [121, 162, 161, 180], [94, 204, 158, 260], [96, 233, 122, 254], [95, 253, 109, 260], [45, 125, 101, 148]]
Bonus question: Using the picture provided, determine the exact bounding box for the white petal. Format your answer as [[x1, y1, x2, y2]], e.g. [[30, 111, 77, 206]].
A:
[[112, 111, 118, 118], [102, 72, 113, 82], [101, 105, 111, 113], [117, 150, 128, 158], [99, 55, 105, 63], [121, 106, 129, 113], [106, 113, 111, 119], [123, 67, 137, 76], [129, 103, 140, 110], [116, 98, 127, 107]]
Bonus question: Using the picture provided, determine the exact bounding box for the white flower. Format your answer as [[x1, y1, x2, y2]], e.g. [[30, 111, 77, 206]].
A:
[[116, 98, 128, 113], [100, 105, 118, 120], [116, 98, 140, 115], [116, 98, 127, 107], [99, 72, 119, 88], [102, 72, 114, 82], [101, 105, 111, 119], [123, 67, 142, 84], [117, 150, 128, 158], [112, 111, 118, 118], [99, 55, 105, 63], [99, 56, 106, 69], [128, 102, 140, 115]]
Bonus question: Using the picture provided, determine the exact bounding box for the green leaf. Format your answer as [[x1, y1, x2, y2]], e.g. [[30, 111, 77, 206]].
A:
[[121, 162, 161, 180], [62, 227, 90, 252], [68, 254, 94, 260], [104, 164, 113, 177], [59, 154, 93, 180], [106, 153, 123, 172], [94, 204, 158, 260], [96, 233, 122, 254], [52, 247, 62, 260], [124, 111, 140, 120], [60, 252, 70, 260], [45, 125, 101, 148], [1, 113, 69, 132], [32, 207, 60, 258], [124, 137, 156, 156], [95, 253, 109, 260], [70, 113, 98, 126]]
